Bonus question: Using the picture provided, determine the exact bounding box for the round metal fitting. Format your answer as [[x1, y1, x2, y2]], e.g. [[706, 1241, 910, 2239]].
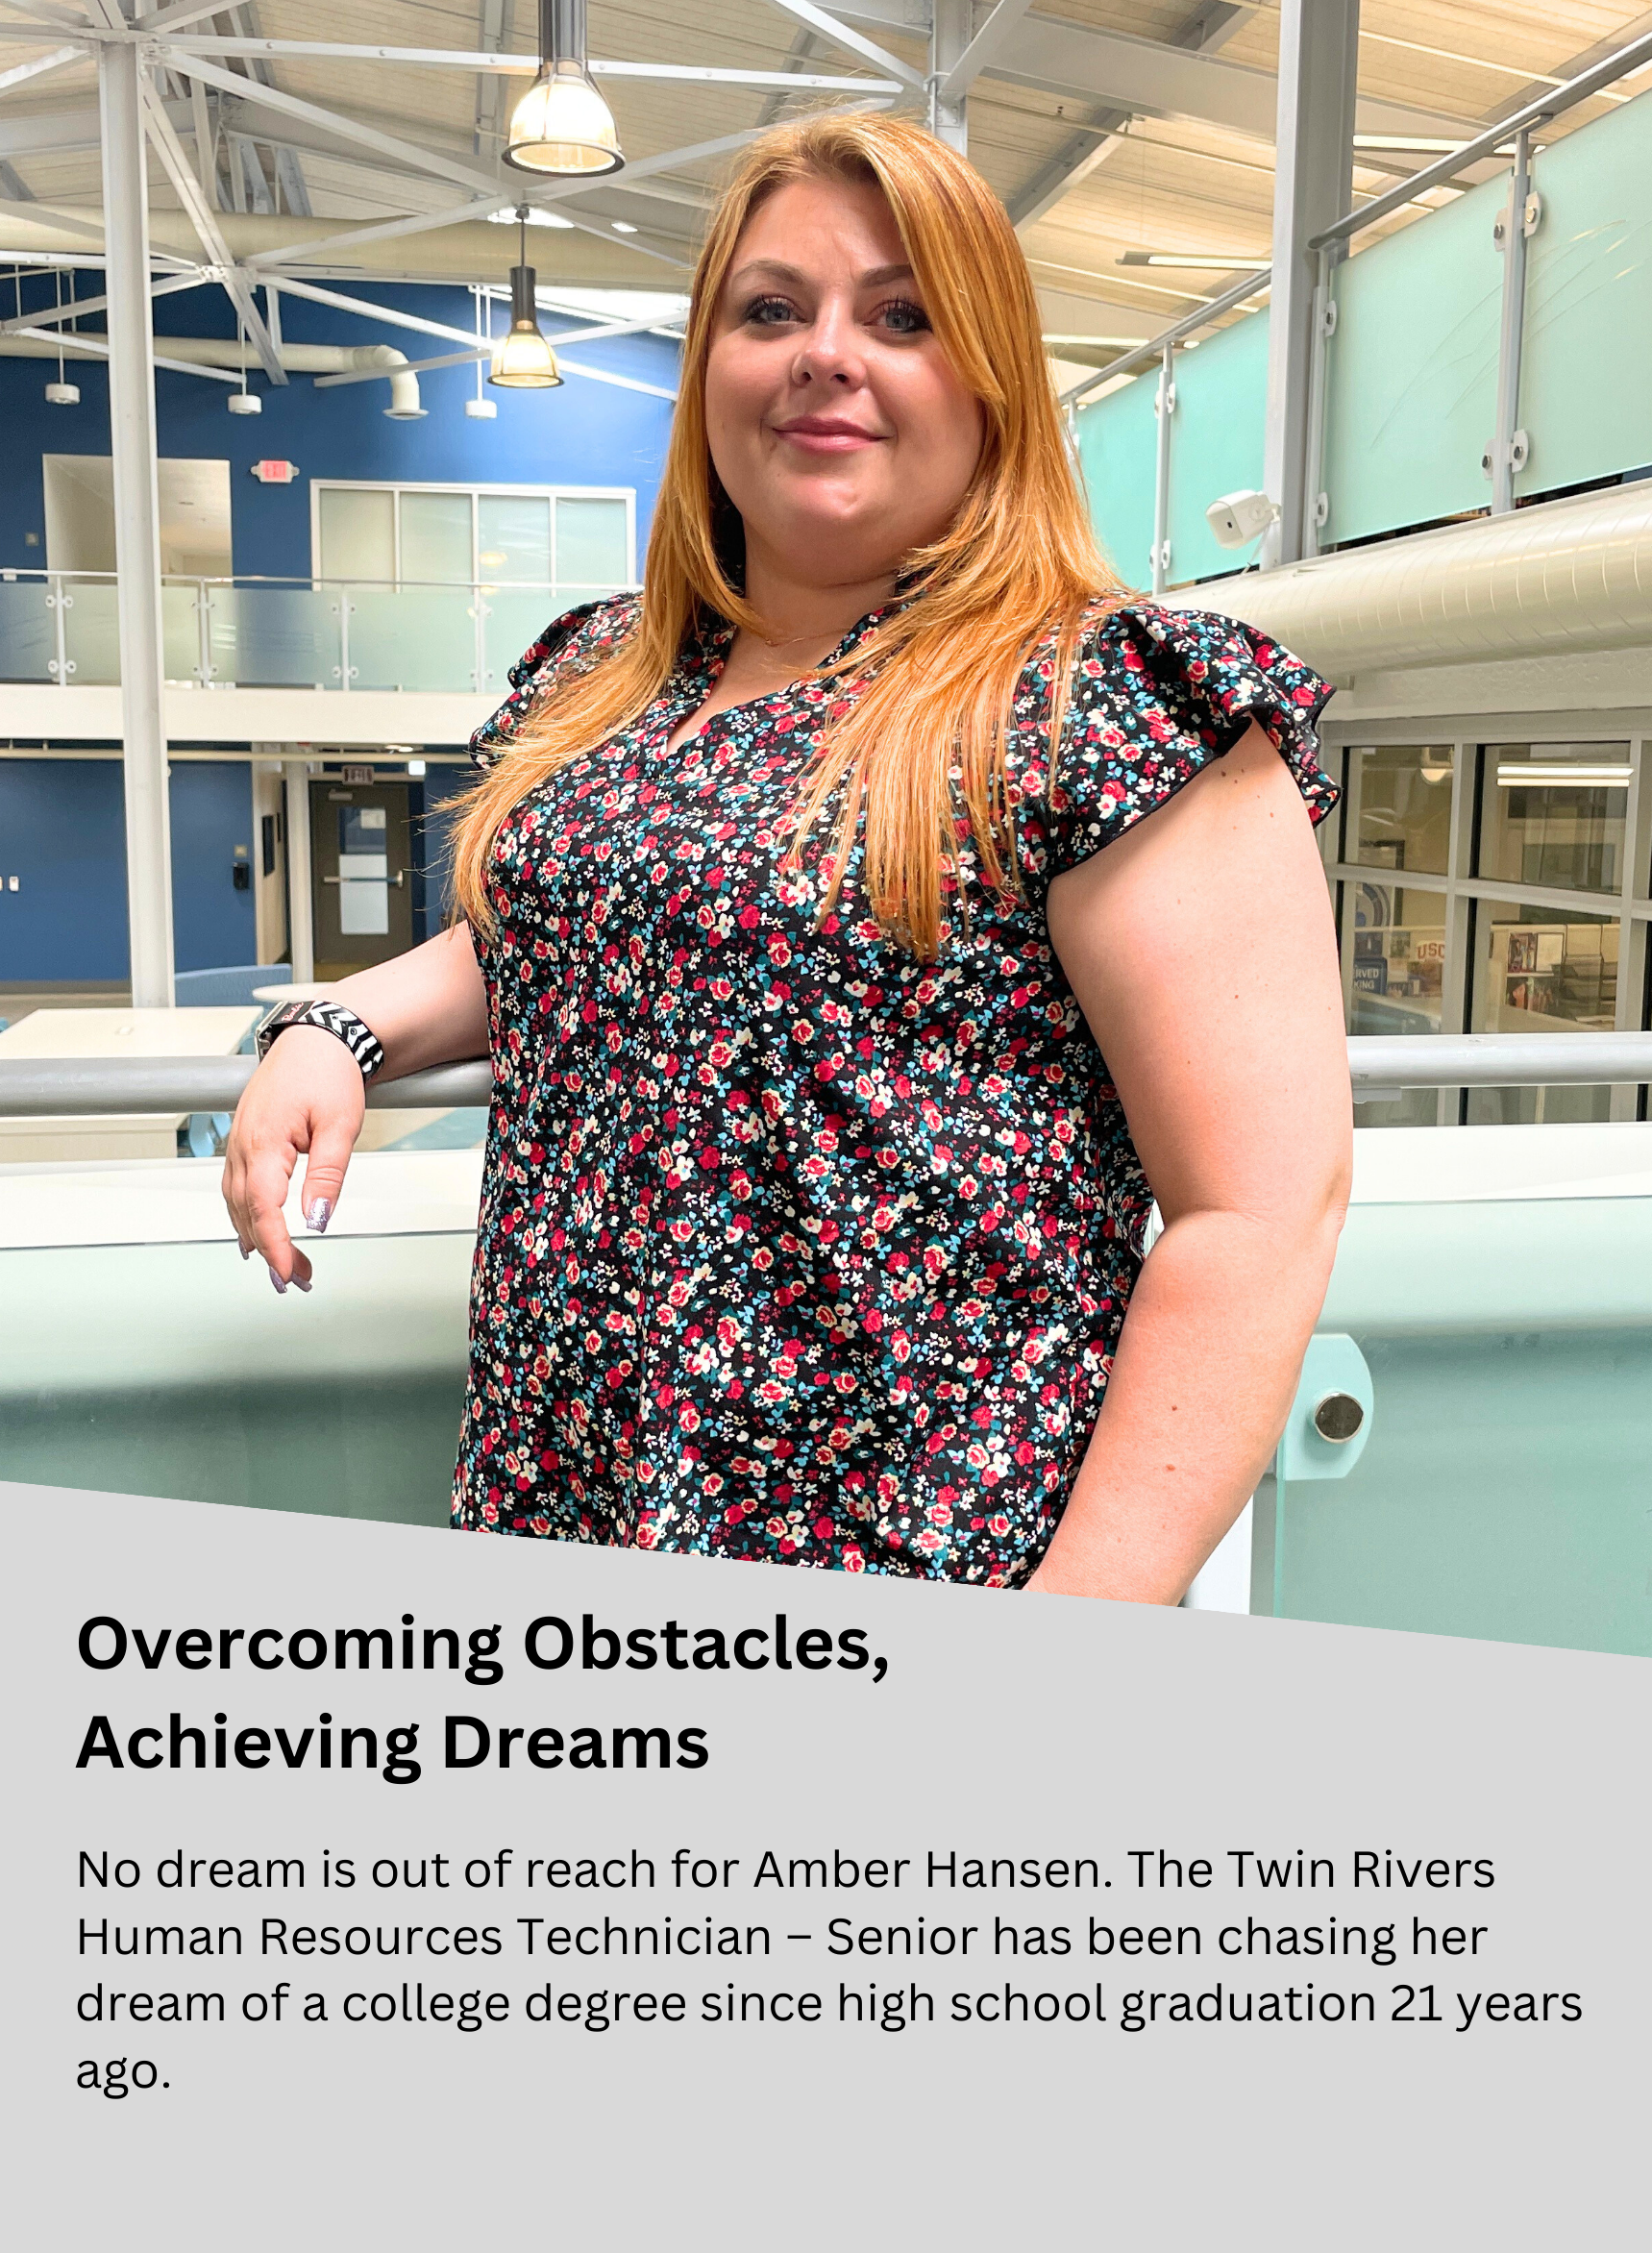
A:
[[1313, 1392, 1365, 1444]]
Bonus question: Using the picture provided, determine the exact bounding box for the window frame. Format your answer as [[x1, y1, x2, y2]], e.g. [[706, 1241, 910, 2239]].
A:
[[1317, 713, 1652, 1124], [308, 478, 637, 592]]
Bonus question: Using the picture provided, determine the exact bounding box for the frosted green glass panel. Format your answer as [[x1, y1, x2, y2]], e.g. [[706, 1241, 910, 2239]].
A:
[[481, 588, 558, 692], [347, 588, 477, 692], [161, 582, 199, 681], [1256, 1198, 1652, 1658], [61, 578, 119, 684], [1076, 368, 1158, 591], [318, 485, 394, 582], [1166, 307, 1270, 583], [555, 494, 629, 585], [1321, 172, 1505, 544], [478, 492, 551, 584], [0, 581, 55, 681], [1516, 88, 1652, 497], [215, 585, 341, 687], [400, 489, 473, 584]]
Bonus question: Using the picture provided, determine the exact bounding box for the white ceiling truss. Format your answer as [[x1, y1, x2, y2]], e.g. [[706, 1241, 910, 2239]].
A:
[[0, 0, 1641, 404]]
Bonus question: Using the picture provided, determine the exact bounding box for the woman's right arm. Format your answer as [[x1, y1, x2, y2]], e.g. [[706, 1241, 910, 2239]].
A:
[[221, 922, 489, 1291]]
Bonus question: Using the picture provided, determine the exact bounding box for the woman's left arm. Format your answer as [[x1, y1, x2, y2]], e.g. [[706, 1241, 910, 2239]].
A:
[[1028, 720, 1352, 1601]]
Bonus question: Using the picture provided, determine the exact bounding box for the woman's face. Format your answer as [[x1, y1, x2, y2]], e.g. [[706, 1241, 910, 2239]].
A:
[[704, 173, 985, 594]]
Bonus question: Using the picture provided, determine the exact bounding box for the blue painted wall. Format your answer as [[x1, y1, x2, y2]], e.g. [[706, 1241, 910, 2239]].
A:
[[0, 758, 257, 980], [0, 276, 678, 575], [0, 275, 677, 982]]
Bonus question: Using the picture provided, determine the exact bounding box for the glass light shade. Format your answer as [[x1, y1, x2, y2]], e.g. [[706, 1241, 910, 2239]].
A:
[[504, 61, 623, 174], [487, 265, 563, 389]]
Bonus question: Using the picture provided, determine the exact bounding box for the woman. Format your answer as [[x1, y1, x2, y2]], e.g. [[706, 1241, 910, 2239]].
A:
[[226, 112, 1351, 1601]]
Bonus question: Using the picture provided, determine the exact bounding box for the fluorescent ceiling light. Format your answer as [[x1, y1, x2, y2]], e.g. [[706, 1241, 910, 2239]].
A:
[[1353, 135, 1543, 156], [610, 219, 638, 234], [1118, 251, 1266, 270], [488, 206, 575, 230], [1496, 763, 1632, 787], [505, 0, 624, 177]]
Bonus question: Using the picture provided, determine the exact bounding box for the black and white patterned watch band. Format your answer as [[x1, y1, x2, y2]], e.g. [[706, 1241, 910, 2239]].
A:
[[256, 999, 386, 1082]]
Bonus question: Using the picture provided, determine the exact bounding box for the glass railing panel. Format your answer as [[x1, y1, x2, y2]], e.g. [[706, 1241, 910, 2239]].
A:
[[1516, 87, 1652, 500], [1272, 1194, 1652, 1657], [1075, 366, 1159, 590], [0, 577, 56, 681], [210, 583, 343, 687], [60, 577, 120, 685], [481, 586, 559, 692], [1322, 172, 1505, 544], [346, 587, 478, 692], [161, 582, 200, 682], [1165, 304, 1270, 581]]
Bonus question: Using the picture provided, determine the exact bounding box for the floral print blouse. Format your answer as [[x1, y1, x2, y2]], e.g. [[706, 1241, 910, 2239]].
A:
[[453, 594, 1335, 1584]]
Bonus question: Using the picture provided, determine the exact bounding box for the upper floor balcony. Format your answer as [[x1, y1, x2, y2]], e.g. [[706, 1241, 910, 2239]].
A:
[[0, 569, 631, 744]]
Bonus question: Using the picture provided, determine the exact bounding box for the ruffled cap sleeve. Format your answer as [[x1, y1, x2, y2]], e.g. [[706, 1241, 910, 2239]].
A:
[[1015, 601, 1338, 884]]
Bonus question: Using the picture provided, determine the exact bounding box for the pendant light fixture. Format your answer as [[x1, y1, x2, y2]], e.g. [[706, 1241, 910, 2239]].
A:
[[44, 267, 80, 406], [505, 0, 623, 176], [487, 209, 564, 390], [227, 309, 260, 413], [465, 283, 498, 417]]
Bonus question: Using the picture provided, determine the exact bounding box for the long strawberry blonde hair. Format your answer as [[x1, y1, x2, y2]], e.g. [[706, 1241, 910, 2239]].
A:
[[450, 110, 1121, 959]]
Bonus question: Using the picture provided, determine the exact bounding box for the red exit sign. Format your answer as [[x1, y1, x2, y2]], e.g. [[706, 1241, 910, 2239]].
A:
[[249, 459, 301, 484]]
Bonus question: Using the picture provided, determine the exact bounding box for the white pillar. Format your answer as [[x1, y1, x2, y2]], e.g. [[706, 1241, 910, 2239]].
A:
[[929, 0, 970, 153], [1262, 0, 1360, 567], [283, 757, 315, 982], [99, 37, 174, 1007]]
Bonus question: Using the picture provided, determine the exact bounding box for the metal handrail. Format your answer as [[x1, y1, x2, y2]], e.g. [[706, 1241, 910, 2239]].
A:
[[1310, 27, 1652, 251], [0, 1036, 1649, 1119], [1062, 270, 1269, 407], [1063, 25, 1652, 414]]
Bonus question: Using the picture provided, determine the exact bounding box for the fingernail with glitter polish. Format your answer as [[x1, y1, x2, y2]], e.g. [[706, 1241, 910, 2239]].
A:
[[239, 1242, 251, 1262], [292, 1274, 312, 1295], [269, 1269, 287, 1296], [306, 1199, 332, 1234]]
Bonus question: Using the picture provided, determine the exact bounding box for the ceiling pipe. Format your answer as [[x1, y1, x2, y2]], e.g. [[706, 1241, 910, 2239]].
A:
[[0, 331, 426, 414]]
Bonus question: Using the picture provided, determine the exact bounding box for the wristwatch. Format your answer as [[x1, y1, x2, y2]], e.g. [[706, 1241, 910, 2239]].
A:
[[255, 999, 386, 1082]]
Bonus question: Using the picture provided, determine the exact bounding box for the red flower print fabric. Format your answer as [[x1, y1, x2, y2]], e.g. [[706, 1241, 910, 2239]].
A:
[[452, 593, 1336, 1584]]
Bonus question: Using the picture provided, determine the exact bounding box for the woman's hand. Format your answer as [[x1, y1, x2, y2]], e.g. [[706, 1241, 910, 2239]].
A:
[[222, 925, 491, 1291], [222, 1027, 365, 1291]]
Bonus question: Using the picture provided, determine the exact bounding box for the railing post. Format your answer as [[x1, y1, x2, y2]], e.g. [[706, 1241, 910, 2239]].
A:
[[1301, 246, 1336, 557], [49, 571, 67, 685], [195, 578, 212, 685], [1151, 342, 1175, 598], [1487, 126, 1535, 515]]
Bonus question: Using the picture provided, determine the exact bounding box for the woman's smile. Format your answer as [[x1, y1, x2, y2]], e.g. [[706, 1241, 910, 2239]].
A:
[[770, 413, 886, 453]]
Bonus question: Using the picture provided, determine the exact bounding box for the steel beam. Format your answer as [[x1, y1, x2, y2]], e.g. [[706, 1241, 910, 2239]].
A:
[[1262, 0, 1359, 567], [139, 78, 285, 380], [0, 41, 83, 92], [163, 37, 900, 93], [937, 0, 1032, 102], [762, 0, 926, 91], [97, 36, 173, 1008], [928, 0, 968, 151]]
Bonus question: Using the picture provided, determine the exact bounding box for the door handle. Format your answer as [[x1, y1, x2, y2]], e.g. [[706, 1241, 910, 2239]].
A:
[[323, 871, 406, 887]]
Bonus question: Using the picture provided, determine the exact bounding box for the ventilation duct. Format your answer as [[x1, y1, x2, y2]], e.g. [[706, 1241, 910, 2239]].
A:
[[0, 334, 426, 416], [1171, 483, 1652, 680]]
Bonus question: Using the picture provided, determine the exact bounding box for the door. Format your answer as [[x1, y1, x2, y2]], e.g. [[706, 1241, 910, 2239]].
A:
[[310, 780, 413, 976]]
